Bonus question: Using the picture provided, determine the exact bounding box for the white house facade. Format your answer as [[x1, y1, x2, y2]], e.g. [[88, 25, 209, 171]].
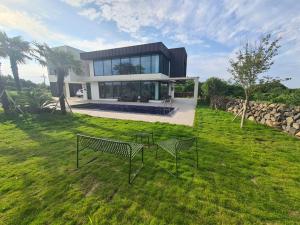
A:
[[48, 42, 199, 105]]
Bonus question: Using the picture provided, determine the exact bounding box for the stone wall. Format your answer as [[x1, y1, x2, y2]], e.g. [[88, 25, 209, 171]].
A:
[[227, 99, 300, 138]]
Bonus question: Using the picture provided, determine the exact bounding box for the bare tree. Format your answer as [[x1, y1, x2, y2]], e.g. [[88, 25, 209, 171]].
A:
[[228, 34, 280, 128]]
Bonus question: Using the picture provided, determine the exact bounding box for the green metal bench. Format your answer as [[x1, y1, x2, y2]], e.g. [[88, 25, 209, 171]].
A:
[[76, 134, 144, 184], [156, 137, 198, 177]]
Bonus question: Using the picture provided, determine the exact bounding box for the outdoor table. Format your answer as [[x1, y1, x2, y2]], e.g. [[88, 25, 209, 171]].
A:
[[134, 131, 154, 147]]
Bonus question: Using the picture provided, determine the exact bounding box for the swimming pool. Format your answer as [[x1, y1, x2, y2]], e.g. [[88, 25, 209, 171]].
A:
[[71, 103, 175, 116]]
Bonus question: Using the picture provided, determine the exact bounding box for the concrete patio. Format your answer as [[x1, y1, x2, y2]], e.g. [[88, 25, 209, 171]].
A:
[[68, 98, 196, 126]]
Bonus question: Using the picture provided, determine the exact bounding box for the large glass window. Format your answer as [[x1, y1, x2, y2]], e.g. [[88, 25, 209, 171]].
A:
[[94, 54, 169, 76], [160, 82, 169, 99], [112, 58, 121, 75], [103, 59, 112, 75], [98, 81, 158, 100], [140, 55, 151, 74], [122, 82, 140, 98], [120, 58, 130, 74], [105, 82, 114, 98], [113, 82, 121, 98], [130, 57, 140, 74], [141, 81, 155, 99], [151, 55, 159, 73], [94, 60, 103, 76], [99, 82, 105, 98]]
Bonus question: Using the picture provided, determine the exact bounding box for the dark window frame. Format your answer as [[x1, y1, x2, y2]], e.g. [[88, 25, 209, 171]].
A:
[[94, 54, 169, 76]]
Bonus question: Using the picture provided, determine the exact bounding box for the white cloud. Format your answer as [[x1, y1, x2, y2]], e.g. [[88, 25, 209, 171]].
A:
[[0, 4, 61, 41], [61, 0, 94, 8], [188, 53, 232, 81], [1, 0, 300, 87], [0, 3, 140, 83], [1, 58, 48, 84], [78, 8, 101, 20], [172, 34, 203, 45]]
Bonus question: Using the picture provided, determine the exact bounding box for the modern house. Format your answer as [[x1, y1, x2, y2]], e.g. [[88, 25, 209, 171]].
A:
[[48, 42, 198, 104]]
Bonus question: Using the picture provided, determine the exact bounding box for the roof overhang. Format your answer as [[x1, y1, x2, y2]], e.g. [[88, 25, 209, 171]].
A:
[[80, 42, 171, 60]]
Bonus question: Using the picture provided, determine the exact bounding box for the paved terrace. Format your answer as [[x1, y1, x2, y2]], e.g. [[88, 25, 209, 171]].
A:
[[68, 98, 196, 126]]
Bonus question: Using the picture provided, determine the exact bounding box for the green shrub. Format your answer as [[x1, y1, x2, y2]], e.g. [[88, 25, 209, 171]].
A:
[[13, 88, 54, 113], [201, 77, 228, 100]]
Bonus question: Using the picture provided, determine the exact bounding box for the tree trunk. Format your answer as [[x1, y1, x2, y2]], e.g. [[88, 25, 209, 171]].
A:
[[240, 96, 248, 128], [9, 57, 21, 91], [57, 69, 66, 114], [0, 75, 10, 114]]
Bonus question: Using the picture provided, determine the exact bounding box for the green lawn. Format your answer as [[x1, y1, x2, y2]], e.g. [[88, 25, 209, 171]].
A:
[[0, 106, 299, 224]]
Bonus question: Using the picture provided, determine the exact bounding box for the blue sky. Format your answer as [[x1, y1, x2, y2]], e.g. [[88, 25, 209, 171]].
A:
[[0, 0, 299, 88]]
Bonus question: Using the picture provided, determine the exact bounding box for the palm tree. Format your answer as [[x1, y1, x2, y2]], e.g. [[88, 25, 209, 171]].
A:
[[33, 43, 82, 114], [0, 48, 10, 114], [0, 73, 10, 114], [0, 31, 32, 91]]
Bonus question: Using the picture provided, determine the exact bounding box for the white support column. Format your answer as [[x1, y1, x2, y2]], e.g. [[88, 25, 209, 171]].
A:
[[169, 82, 175, 99], [91, 82, 99, 100], [82, 83, 87, 100], [155, 82, 159, 100], [193, 77, 199, 105], [65, 83, 70, 98]]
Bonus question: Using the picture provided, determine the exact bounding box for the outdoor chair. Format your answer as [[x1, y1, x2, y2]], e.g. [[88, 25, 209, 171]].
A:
[[156, 137, 198, 177], [140, 95, 150, 103], [162, 95, 173, 107], [76, 134, 144, 184]]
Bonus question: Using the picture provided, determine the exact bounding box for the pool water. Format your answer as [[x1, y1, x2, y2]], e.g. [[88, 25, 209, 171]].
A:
[[71, 103, 175, 116]]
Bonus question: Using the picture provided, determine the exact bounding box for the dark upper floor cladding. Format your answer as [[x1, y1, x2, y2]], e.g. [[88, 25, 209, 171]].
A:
[[80, 42, 187, 77]]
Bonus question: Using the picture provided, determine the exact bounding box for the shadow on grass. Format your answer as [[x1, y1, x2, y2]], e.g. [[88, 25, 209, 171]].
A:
[[1, 109, 299, 224]]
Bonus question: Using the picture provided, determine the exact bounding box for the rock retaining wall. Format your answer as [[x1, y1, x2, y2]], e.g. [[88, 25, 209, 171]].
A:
[[227, 99, 300, 138]]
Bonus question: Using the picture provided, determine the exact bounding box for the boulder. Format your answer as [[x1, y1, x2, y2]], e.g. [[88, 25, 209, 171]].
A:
[[296, 131, 300, 137], [293, 123, 300, 130], [286, 117, 294, 126], [288, 127, 298, 135], [248, 116, 255, 121], [266, 120, 273, 126], [264, 114, 271, 120], [272, 122, 282, 128], [284, 112, 293, 117], [294, 113, 300, 121]]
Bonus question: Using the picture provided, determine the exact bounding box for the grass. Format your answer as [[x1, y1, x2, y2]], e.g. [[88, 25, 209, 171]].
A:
[[0, 106, 299, 224]]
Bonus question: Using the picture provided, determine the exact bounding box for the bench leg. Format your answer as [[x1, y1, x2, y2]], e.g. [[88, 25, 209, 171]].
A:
[[195, 140, 199, 168], [147, 136, 150, 147], [128, 148, 144, 184], [151, 133, 154, 145], [175, 150, 178, 178], [76, 136, 79, 169]]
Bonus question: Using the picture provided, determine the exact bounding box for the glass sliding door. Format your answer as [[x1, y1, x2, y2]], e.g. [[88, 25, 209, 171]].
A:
[[122, 81, 140, 98], [86, 83, 92, 100], [104, 82, 113, 98], [159, 82, 169, 100], [113, 82, 121, 99], [140, 81, 155, 100], [98, 82, 105, 98]]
